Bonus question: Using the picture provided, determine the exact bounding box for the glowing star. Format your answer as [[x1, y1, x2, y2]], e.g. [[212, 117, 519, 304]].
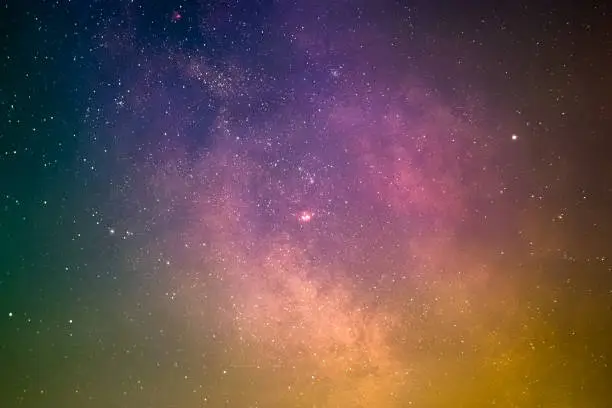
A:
[[298, 211, 314, 223], [171, 10, 182, 22], [511, 134, 518, 140]]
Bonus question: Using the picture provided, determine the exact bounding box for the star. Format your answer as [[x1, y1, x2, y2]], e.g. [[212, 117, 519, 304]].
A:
[[298, 211, 314, 223], [171, 10, 182, 23]]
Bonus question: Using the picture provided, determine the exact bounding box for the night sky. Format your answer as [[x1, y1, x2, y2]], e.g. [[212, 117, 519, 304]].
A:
[[1, 1, 612, 407]]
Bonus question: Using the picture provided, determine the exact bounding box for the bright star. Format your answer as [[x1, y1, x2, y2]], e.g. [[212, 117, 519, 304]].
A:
[[298, 211, 314, 223]]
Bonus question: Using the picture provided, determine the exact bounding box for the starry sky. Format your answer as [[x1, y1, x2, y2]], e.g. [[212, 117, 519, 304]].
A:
[[1, 1, 612, 407]]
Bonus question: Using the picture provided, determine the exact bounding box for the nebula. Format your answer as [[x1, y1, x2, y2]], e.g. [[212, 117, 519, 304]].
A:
[[4, 1, 610, 407]]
